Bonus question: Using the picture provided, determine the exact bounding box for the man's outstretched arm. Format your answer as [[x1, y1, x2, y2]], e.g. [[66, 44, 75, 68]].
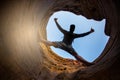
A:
[[54, 18, 67, 34], [74, 28, 94, 38]]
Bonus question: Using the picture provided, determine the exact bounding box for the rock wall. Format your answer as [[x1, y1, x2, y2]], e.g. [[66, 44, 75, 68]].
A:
[[0, 0, 120, 80]]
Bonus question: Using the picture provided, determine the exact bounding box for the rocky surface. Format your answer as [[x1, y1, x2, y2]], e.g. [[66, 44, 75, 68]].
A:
[[0, 0, 120, 80]]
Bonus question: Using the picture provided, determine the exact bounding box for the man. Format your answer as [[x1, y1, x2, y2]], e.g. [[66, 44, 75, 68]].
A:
[[40, 18, 95, 66]]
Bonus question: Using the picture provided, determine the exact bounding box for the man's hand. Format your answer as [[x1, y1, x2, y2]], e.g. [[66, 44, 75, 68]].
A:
[[90, 28, 94, 33], [54, 18, 58, 21]]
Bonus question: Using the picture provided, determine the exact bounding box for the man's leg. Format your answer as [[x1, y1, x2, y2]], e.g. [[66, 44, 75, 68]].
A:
[[64, 47, 94, 66], [40, 38, 56, 46], [40, 38, 60, 48]]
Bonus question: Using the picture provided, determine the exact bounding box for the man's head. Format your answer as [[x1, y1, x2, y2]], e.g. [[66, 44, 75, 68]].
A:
[[70, 24, 75, 33]]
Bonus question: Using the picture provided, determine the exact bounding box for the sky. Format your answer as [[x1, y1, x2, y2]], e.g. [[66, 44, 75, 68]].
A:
[[46, 11, 109, 62]]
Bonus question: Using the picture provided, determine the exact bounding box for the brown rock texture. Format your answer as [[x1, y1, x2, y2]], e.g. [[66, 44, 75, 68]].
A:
[[0, 0, 120, 80]]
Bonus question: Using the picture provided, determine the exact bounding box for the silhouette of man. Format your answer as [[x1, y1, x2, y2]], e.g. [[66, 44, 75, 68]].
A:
[[40, 18, 95, 66]]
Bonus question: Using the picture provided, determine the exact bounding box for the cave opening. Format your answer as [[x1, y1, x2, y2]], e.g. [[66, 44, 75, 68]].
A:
[[46, 11, 109, 62]]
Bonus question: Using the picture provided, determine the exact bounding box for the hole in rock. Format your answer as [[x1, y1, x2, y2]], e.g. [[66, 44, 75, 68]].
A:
[[46, 11, 109, 62]]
